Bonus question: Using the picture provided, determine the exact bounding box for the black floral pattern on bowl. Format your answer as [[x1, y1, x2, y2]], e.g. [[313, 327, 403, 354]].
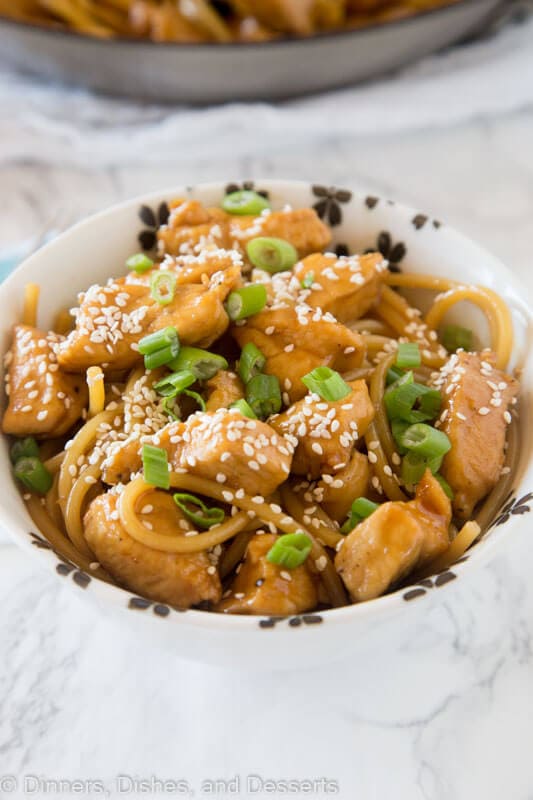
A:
[[312, 186, 352, 226], [491, 492, 532, 528], [411, 213, 443, 231], [367, 231, 407, 273], [259, 614, 323, 629], [29, 531, 93, 589], [138, 202, 170, 251], [402, 571, 457, 602]]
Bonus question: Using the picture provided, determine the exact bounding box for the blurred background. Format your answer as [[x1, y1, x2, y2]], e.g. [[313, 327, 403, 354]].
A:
[[1, 2, 533, 799]]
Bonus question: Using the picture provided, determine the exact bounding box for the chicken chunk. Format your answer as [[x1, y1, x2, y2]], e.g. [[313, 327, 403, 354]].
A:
[[2, 325, 87, 438], [335, 471, 451, 602], [319, 450, 370, 522], [84, 490, 221, 608], [270, 380, 374, 479], [205, 371, 244, 411], [293, 251, 387, 323], [56, 264, 240, 373], [232, 305, 365, 403], [103, 408, 293, 496], [432, 351, 519, 519], [215, 533, 318, 615], [158, 198, 330, 260]]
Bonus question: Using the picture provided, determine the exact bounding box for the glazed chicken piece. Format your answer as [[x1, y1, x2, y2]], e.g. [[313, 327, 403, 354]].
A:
[[56, 264, 240, 373], [433, 350, 519, 519], [103, 408, 293, 496], [205, 371, 244, 411], [216, 533, 318, 615], [232, 305, 366, 403], [2, 325, 87, 438], [270, 380, 374, 479], [84, 490, 221, 608], [158, 198, 330, 260], [335, 471, 451, 602], [318, 450, 371, 521], [293, 251, 387, 323]]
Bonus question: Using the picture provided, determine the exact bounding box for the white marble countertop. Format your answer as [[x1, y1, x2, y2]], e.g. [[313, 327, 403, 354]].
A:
[[1, 104, 533, 799]]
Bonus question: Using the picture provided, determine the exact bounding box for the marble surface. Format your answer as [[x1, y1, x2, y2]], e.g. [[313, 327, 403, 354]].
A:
[[1, 107, 533, 799]]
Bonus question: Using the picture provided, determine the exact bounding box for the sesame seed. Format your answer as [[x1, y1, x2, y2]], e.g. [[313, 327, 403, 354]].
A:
[[367, 451, 378, 464], [207, 565, 217, 575], [311, 442, 323, 455], [504, 411, 512, 424], [478, 407, 490, 416], [280, 570, 292, 581], [315, 556, 327, 572]]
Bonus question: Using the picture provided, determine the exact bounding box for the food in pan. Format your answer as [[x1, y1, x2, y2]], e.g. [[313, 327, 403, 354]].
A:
[[0, 0, 461, 42], [3, 189, 519, 615]]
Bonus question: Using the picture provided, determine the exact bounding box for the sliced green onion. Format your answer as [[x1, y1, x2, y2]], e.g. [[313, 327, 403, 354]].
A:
[[14, 456, 52, 495], [301, 271, 315, 289], [222, 190, 270, 216], [435, 473, 454, 499], [138, 327, 180, 371], [386, 365, 405, 386], [142, 444, 170, 490], [238, 342, 266, 384], [384, 371, 441, 423], [168, 346, 228, 380], [229, 399, 258, 419], [225, 284, 267, 321], [441, 324, 473, 353], [246, 237, 298, 274], [390, 419, 410, 455], [173, 493, 224, 530], [10, 437, 40, 464], [154, 370, 196, 397], [150, 270, 176, 306], [401, 451, 442, 487], [266, 532, 312, 569], [162, 396, 180, 421], [246, 373, 282, 418], [396, 342, 421, 369], [301, 366, 351, 402], [126, 253, 154, 274], [182, 389, 206, 412], [340, 497, 380, 534], [398, 422, 451, 459]]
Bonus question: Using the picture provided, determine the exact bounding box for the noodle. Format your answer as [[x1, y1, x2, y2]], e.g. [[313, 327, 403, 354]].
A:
[[23, 283, 39, 327], [87, 367, 105, 418], [0, 1, 463, 42], [417, 521, 481, 578], [384, 272, 513, 369]]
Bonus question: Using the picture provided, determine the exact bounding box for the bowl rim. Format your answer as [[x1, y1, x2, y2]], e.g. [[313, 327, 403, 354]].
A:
[[0, 0, 498, 51], [0, 178, 531, 634]]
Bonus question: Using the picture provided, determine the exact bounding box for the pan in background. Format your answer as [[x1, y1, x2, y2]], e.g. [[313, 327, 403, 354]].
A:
[[0, 0, 513, 103]]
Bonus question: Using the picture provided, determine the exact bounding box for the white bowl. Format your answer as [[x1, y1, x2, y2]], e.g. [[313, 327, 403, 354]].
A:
[[1, 180, 531, 669]]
